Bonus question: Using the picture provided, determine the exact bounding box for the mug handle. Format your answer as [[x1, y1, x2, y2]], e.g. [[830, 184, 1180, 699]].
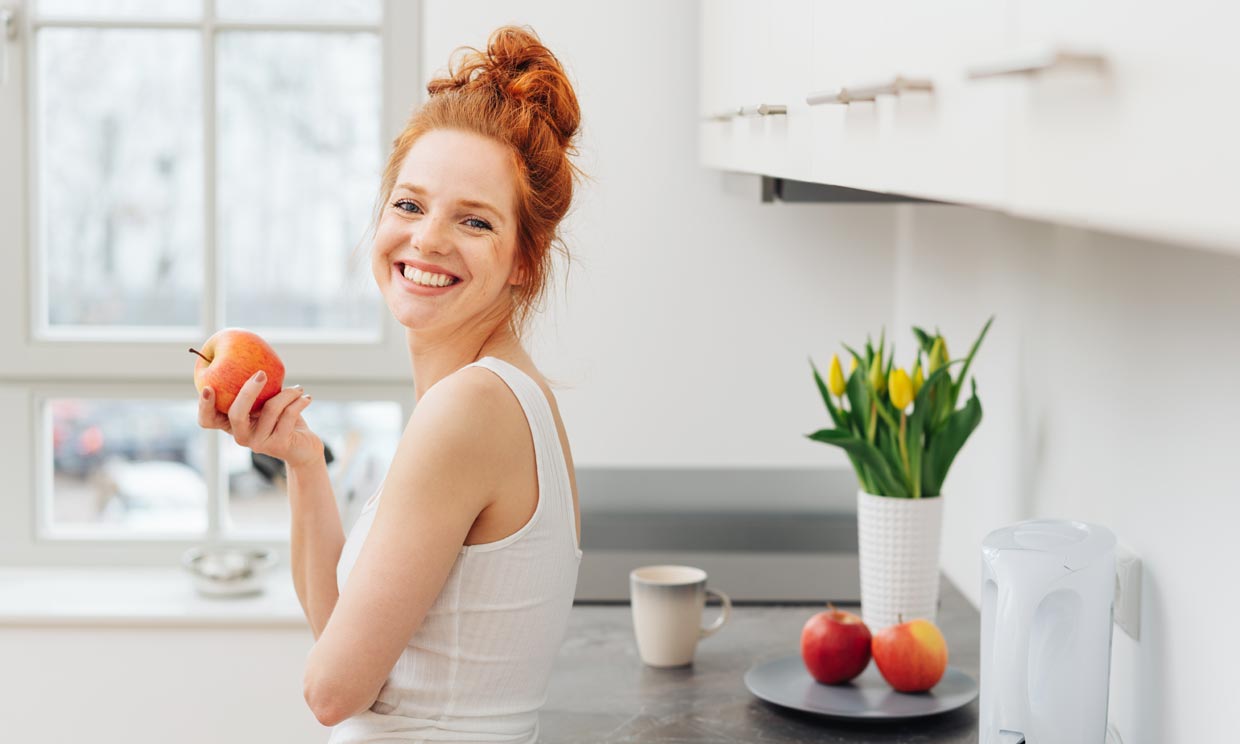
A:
[[700, 588, 732, 639]]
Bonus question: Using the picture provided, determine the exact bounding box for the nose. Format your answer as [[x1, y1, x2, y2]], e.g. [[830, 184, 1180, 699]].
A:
[[410, 213, 453, 255]]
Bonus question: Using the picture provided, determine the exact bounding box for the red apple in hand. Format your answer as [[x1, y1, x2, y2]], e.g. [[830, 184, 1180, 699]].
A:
[[871, 617, 948, 693], [800, 604, 872, 684], [189, 328, 285, 416]]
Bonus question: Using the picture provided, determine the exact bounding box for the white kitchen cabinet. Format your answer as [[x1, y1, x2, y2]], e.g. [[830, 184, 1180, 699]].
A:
[[873, 0, 1012, 204], [805, 0, 884, 191], [1, 625, 325, 743], [699, 0, 1240, 254], [999, 0, 1240, 250], [700, 0, 812, 181], [0, 567, 326, 743]]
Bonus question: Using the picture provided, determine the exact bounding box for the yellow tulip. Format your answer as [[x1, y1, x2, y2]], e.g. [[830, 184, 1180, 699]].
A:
[[848, 356, 858, 375], [912, 363, 925, 397], [868, 355, 886, 394], [928, 337, 947, 374], [889, 368, 914, 411], [828, 354, 846, 397]]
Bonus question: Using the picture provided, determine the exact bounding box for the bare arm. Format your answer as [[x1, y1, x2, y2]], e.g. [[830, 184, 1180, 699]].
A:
[[197, 370, 340, 638], [288, 444, 346, 640]]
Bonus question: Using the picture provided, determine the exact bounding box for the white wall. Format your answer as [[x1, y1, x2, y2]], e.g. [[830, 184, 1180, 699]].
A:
[[420, 0, 898, 470], [893, 204, 1240, 744]]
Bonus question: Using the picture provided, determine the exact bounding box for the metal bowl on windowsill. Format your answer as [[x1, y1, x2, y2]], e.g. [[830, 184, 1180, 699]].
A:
[[181, 546, 278, 598]]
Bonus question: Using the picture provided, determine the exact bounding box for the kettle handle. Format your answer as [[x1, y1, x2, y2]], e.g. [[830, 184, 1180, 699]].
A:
[[993, 577, 1038, 737]]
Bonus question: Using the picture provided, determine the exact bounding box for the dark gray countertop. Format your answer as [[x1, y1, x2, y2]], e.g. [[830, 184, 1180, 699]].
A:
[[542, 576, 980, 743]]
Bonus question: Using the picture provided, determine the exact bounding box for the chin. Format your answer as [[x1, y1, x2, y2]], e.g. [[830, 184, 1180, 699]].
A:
[[386, 301, 434, 331]]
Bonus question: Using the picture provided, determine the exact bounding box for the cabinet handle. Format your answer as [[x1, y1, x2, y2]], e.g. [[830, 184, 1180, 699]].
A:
[[704, 104, 786, 121], [806, 87, 848, 105], [806, 75, 933, 105], [704, 108, 740, 122], [966, 48, 1106, 79], [738, 103, 787, 116]]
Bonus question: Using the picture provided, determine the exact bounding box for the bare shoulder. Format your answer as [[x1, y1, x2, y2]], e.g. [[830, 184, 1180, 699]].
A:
[[404, 366, 529, 484], [413, 365, 516, 426]]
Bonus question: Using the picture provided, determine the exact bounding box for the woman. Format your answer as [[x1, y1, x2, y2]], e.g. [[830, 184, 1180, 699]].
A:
[[196, 25, 585, 743]]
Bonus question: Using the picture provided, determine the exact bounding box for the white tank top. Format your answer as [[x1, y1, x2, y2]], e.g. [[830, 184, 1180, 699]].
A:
[[328, 356, 583, 744]]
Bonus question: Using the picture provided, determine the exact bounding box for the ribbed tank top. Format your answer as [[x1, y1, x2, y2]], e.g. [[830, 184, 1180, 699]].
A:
[[328, 356, 583, 744]]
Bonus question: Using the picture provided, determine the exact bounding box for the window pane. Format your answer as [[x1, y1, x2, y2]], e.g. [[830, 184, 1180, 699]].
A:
[[217, 31, 381, 334], [37, 0, 200, 18], [37, 29, 203, 329], [215, 0, 380, 24], [224, 400, 402, 533], [49, 399, 208, 535]]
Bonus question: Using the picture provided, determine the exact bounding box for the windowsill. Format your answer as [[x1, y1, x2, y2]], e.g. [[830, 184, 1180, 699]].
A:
[[0, 566, 308, 628]]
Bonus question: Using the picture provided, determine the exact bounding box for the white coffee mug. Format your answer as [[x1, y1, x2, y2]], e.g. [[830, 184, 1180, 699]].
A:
[[629, 565, 732, 667]]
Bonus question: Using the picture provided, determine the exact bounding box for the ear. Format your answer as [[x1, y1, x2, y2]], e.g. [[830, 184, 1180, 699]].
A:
[[509, 261, 527, 286]]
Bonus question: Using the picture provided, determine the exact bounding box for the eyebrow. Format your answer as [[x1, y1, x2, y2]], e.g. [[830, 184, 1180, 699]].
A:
[[394, 183, 504, 223]]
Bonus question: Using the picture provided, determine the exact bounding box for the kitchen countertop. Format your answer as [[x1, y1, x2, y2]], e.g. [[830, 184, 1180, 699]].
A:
[[0, 566, 979, 741], [541, 576, 980, 744]]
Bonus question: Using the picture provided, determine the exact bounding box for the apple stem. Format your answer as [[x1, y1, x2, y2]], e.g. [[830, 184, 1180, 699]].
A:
[[188, 347, 210, 363], [827, 601, 836, 612]]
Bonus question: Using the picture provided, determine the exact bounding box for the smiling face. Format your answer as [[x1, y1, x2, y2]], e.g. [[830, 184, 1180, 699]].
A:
[[372, 128, 524, 335]]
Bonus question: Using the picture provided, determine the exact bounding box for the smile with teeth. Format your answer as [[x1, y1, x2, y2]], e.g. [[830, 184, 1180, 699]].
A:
[[401, 263, 460, 287]]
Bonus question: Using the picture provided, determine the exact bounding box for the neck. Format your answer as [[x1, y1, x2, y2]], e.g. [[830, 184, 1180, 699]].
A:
[[406, 319, 521, 402]]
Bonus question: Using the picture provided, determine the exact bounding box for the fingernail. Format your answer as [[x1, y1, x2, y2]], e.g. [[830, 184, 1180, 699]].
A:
[[255, 371, 266, 383], [292, 384, 303, 390], [202, 388, 210, 400]]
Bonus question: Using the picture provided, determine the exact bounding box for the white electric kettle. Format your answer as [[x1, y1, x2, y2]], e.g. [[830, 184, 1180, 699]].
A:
[[980, 519, 1116, 744]]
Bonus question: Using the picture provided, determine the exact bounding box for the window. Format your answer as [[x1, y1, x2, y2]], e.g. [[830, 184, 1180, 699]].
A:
[[0, 0, 422, 564]]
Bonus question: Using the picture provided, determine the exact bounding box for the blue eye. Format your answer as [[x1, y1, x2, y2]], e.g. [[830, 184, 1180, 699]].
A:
[[392, 199, 491, 231]]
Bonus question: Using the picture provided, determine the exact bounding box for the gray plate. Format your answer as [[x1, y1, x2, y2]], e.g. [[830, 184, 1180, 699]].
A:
[[744, 654, 978, 720]]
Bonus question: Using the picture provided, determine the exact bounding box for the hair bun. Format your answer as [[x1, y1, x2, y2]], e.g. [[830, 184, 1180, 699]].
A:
[[428, 25, 580, 147]]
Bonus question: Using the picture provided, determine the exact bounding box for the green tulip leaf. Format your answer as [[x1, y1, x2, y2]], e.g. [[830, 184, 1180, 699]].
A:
[[845, 367, 871, 437], [911, 326, 936, 354], [872, 394, 900, 433], [806, 429, 909, 498], [951, 315, 994, 409], [907, 393, 927, 498], [841, 343, 864, 372], [879, 424, 911, 496], [923, 379, 983, 496]]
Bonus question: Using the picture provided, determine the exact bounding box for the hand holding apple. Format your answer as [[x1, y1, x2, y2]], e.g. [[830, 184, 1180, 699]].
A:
[[871, 617, 948, 693], [191, 329, 322, 469], [800, 604, 872, 685], [190, 328, 285, 416]]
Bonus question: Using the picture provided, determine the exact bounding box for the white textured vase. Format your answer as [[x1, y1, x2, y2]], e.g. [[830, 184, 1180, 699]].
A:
[[856, 490, 944, 631]]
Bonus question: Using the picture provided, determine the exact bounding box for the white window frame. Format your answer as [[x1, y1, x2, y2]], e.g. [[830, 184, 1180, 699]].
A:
[[0, 0, 422, 566]]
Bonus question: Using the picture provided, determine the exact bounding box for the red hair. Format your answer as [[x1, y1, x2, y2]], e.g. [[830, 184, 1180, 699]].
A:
[[373, 25, 586, 339]]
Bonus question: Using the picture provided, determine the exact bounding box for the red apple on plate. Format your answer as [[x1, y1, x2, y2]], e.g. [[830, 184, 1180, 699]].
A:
[[871, 617, 948, 693], [800, 604, 872, 684], [189, 328, 285, 416]]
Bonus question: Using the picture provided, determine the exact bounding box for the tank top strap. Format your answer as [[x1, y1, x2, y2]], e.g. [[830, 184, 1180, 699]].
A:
[[464, 356, 579, 555]]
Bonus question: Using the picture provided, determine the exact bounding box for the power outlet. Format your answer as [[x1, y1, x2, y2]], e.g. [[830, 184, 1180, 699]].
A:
[[1113, 544, 1141, 640]]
